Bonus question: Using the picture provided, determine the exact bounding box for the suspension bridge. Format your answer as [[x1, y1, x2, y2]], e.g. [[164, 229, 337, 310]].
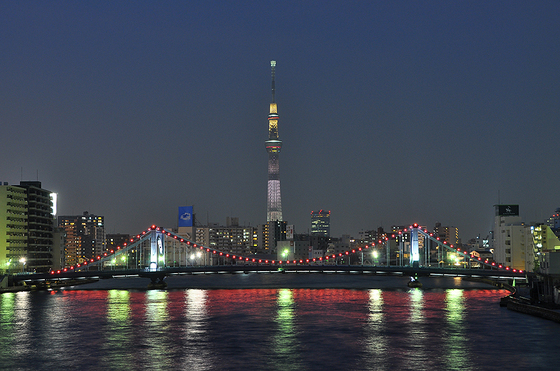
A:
[[7, 224, 526, 289]]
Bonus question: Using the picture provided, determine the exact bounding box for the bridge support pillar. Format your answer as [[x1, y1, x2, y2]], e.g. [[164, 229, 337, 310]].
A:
[[411, 224, 420, 266], [149, 230, 165, 270]]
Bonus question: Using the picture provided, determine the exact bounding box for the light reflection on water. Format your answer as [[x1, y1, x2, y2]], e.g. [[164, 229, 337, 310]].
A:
[[1, 288, 560, 371], [273, 289, 302, 371], [445, 289, 471, 371]]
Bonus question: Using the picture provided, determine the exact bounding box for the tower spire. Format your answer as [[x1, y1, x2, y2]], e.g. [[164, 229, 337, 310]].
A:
[[271, 60, 276, 103]]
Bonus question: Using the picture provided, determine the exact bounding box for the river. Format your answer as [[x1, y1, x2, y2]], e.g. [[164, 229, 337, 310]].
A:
[[0, 274, 559, 371]]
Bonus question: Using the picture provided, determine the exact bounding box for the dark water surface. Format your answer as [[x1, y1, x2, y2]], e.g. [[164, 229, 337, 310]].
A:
[[1, 276, 559, 371]]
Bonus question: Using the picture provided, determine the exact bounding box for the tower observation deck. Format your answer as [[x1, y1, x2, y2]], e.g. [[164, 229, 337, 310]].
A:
[[266, 61, 283, 222]]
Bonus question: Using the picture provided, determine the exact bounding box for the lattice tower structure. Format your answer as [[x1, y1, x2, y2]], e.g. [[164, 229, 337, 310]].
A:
[[265, 60, 283, 222]]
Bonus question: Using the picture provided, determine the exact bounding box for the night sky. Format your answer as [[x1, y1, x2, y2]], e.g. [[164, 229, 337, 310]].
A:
[[1, 1, 559, 241]]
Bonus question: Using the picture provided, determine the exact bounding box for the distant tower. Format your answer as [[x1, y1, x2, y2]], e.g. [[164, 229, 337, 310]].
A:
[[266, 60, 283, 222]]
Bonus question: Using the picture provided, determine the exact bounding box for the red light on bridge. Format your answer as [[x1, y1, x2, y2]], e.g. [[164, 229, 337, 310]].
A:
[[519, 270, 524, 273], [110, 250, 114, 253], [498, 265, 503, 268], [491, 262, 495, 266], [97, 256, 101, 260], [57, 270, 61, 274], [319, 257, 323, 261], [413, 223, 418, 228], [206, 248, 210, 252], [63, 268, 67, 272], [306, 259, 309, 263], [50, 271, 55, 275], [313, 258, 316, 262], [352, 250, 356, 253], [84, 261, 87, 265], [279, 261, 283, 264], [212, 251, 216, 254], [252, 259, 256, 262], [345, 252, 349, 255], [299, 260, 303, 263]]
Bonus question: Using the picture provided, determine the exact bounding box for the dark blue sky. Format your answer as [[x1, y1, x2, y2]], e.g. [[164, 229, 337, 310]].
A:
[[1, 1, 559, 240]]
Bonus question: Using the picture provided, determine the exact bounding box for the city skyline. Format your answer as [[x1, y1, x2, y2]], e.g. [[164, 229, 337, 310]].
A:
[[1, 2, 559, 240]]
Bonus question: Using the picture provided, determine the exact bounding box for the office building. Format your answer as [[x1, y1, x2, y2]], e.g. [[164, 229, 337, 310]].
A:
[[58, 211, 105, 267], [0, 181, 55, 273], [311, 210, 331, 236]]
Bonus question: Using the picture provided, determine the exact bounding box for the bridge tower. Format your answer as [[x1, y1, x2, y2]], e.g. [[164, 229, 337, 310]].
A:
[[266, 60, 283, 222], [149, 229, 165, 270], [410, 224, 420, 267]]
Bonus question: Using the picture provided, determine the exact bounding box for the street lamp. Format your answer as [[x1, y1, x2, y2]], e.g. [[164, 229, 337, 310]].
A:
[[19, 257, 26, 273], [372, 250, 379, 266]]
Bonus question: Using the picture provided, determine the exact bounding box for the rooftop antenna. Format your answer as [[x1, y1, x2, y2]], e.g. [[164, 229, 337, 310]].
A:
[[271, 60, 276, 103]]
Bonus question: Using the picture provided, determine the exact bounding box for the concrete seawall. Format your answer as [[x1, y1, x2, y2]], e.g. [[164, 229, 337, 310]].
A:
[[505, 297, 560, 323]]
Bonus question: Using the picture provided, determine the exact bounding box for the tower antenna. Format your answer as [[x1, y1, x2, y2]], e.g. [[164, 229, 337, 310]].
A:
[[271, 60, 276, 103]]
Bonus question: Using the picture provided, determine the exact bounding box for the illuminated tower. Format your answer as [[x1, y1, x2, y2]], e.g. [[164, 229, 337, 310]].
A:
[[266, 60, 283, 222]]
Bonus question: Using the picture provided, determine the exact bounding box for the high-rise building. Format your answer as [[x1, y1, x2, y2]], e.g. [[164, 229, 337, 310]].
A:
[[58, 211, 105, 266], [433, 222, 459, 246], [266, 60, 283, 222], [193, 218, 255, 258], [492, 205, 531, 271], [311, 210, 331, 237], [0, 181, 55, 273]]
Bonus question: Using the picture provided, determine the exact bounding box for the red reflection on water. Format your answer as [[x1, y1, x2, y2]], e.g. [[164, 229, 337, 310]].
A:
[[62, 290, 109, 321], [206, 289, 278, 316]]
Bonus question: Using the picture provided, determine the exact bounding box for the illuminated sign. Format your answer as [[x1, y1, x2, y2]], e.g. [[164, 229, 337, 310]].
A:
[[286, 225, 294, 240], [497, 205, 519, 216], [50, 193, 58, 216], [178, 206, 193, 227]]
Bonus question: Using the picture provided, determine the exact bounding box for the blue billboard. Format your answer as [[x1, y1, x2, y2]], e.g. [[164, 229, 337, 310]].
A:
[[178, 206, 193, 227]]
